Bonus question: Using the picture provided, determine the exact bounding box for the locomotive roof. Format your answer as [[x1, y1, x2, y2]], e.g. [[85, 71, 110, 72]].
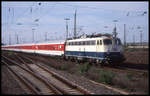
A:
[[66, 36, 113, 42]]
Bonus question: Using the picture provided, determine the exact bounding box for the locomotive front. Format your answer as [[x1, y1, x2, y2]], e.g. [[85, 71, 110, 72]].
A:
[[100, 37, 126, 64]]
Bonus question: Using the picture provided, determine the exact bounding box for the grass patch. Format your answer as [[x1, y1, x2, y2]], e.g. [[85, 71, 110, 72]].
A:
[[60, 64, 69, 70], [126, 72, 135, 81], [99, 70, 115, 85], [8, 51, 14, 56], [79, 62, 91, 73]]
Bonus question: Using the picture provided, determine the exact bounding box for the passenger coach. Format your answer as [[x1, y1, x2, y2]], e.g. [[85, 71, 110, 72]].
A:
[[2, 40, 65, 56]]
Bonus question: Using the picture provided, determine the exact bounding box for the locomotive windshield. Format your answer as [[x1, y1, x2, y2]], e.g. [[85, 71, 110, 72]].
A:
[[103, 39, 112, 45], [116, 39, 122, 45]]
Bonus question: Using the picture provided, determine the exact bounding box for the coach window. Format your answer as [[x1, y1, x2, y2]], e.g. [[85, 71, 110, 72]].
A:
[[59, 45, 62, 49], [81, 41, 83, 45], [83, 41, 85, 45], [91, 41, 93, 45], [87, 41, 89, 45], [82, 41, 85, 45], [90, 41, 93, 45], [92, 40, 96, 45], [84, 41, 86, 45], [74, 42, 76, 45], [76, 42, 78, 45], [61, 45, 64, 49], [78, 42, 80, 45], [80, 41, 82, 45], [86, 41, 89, 45], [74, 42, 77, 45], [85, 41, 87, 45]]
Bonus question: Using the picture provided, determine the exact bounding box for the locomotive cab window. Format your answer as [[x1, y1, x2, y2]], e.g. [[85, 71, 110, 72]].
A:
[[117, 39, 122, 45], [103, 39, 112, 45], [100, 40, 102, 45], [97, 40, 99, 45]]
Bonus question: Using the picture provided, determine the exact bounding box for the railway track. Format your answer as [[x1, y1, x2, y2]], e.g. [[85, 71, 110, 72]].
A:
[[2, 54, 94, 95], [99, 65, 148, 77]]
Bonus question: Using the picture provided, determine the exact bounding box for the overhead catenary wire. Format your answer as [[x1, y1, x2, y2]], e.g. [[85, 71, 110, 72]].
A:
[[3, 2, 148, 45]]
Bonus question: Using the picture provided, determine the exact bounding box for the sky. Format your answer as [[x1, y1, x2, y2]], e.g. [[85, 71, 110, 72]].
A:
[[1, 1, 149, 45]]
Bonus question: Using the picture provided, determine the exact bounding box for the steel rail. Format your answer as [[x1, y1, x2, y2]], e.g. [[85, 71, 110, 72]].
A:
[[14, 53, 35, 72], [2, 60, 41, 95], [13, 54, 77, 95], [20, 54, 94, 95], [2, 55, 63, 95], [101, 66, 148, 77]]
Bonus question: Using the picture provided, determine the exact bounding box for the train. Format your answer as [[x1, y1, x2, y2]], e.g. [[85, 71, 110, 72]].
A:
[[2, 34, 126, 65]]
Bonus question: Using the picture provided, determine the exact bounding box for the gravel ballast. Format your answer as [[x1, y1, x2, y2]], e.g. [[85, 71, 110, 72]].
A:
[[41, 63, 123, 95], [1, 65, 27, 95], [2, 63, 123, 95]]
